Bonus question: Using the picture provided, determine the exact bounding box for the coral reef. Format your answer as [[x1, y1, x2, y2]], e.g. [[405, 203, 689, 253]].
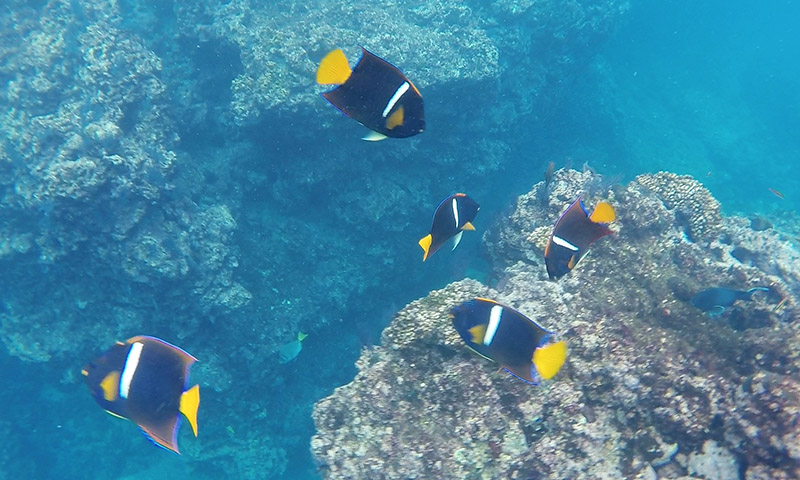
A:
[[1, 0, 632, 478], [312, 169, 800, 479], [0, 0, 249, 360]]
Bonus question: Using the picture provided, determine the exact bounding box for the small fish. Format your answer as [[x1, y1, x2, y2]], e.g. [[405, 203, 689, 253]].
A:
[[278, 332, 308, 364], [544, 161, 555, 187], [451, 298, 567, 384], [768, 187, 785, 200], [544, 197, 616, 279], [316, 47, 424, 140], [773, 296, 788, 313], [690, 286, 770, 316], [539, 161, 556, 204], [419, 193, 480, 261], [82, 336, 199, 454]]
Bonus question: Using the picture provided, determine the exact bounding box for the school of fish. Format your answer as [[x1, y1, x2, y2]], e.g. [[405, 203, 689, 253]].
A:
[[80, 46, 778, 454]]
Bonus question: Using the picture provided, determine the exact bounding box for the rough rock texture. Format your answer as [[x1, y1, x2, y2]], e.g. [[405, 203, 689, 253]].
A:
[[0, 1, 632, 478], [175, 0, 629, 125], [312, 169, 800, 479], [0, 0, 249, 362]]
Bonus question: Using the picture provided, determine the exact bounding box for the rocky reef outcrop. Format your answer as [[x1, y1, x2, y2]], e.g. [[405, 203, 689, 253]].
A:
[[312, 169, 800, 479], [0, 0, 633, 477]]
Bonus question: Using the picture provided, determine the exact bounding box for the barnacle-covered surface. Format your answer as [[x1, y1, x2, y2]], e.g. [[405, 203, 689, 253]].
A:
[[312, 170, 800, 479]]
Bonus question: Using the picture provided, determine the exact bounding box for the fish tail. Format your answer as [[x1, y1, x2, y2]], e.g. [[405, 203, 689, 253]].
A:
[[744, 287, 770, 299], [179, 384, 200, 437], [418, 234, 432, 261], [316, 49, 352, 85], [589, 201, 616, 223], [532, 340, 567, 380]]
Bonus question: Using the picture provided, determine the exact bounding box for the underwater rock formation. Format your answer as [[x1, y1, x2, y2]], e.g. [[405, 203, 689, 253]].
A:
[[312, 169, 800, 479], [0, 0, 249, 362], [173, 0, 628, 126]]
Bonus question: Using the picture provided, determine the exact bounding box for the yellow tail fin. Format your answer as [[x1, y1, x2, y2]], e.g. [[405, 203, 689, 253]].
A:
[[316, 49, 352, 85], [180, 384, 200, 437], [589, 201, 615, 223], [418, 234, 432, 261], [297, 332, 308, 342], [532, 341, 567, 380], [461, 221, 475, 231]]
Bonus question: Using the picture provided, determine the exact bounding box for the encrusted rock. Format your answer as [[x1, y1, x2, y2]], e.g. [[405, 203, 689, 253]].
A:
[[312, 170, 800, 479]]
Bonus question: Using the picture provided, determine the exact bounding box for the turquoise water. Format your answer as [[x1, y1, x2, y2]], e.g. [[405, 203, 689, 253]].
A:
[[0, 1, 798, 479]]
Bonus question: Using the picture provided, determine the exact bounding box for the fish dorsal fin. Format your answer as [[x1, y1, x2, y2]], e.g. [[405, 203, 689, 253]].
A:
[[385, 105, 404, 130], [180, 384, 200, 437], [418, 234, 432, 261], [362, 131, 388, 142], [316, 49, 352, 85], [100, 371, 120, 402], [468, 324, 487, 344], [532, 341, 567, 380], [452, 231, 464, 251], [589, 201, 615, 223], [461, 221, 475, 231]]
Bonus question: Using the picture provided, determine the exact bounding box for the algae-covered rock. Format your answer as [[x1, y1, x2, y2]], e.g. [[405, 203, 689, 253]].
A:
[[312, 170, 800, 479]]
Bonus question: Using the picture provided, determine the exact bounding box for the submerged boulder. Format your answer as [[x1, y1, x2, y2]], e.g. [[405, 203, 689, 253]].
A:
[[312, 169, 800, 479]]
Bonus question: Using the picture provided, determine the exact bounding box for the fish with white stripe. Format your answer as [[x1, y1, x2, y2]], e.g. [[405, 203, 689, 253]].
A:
[[316, 47, 424, 140], [544, 196, 616, 279], [451, 298, 567, 384], [418, 193, 480, 261], [82, 335, 200, 454]]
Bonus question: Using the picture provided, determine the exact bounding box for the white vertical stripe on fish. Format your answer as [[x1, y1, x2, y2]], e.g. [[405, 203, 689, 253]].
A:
[[552, 235, 579, 251], [381, 81, 409, 118], [484, 305, 503, 346], [120, 342, 143, 399]]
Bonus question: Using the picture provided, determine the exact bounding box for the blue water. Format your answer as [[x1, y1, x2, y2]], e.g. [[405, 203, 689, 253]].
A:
[[0, 0, 798, 479]]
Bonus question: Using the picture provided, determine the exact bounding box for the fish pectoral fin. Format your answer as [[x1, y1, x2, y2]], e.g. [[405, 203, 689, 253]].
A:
[[533, 341, 567, 380], [461, 221, 476, 231], [468, 324, 487, 344], [100, 371, 120, 402], [589, 201, 616, 223], [452, 231, 464, 251], [180, 384, 200, 437], [567, 253, 578, 270], [316, 49, 352, 85], [362, 131, 388, 142], [419, 234, 432, 261], [385, 105, 404, 130], [708, 305, 726, 316]]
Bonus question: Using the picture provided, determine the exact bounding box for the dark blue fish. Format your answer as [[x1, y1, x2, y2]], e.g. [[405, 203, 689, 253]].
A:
[[451, 298, 567, 384], [82, 336, 200, 454], [690, 287, 770, 316]]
